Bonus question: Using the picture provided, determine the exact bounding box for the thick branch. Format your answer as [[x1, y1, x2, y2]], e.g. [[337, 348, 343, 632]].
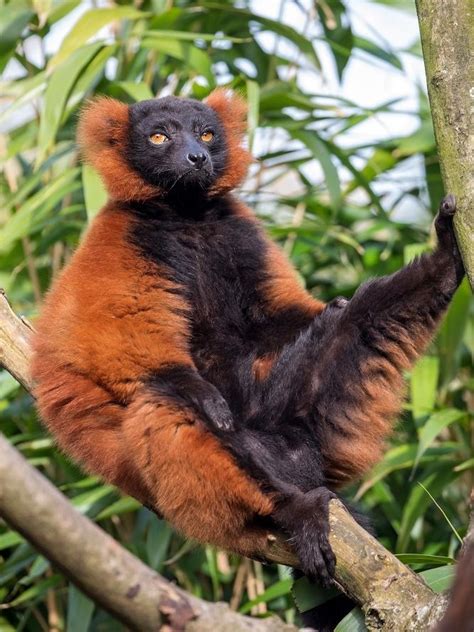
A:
[[0, 292, 443, 630], [416, 0, 474, 287], [0, 433, 294, 632]]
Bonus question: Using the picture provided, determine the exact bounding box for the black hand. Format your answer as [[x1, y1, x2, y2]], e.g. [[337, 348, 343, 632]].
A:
[[149, 365, 235, 432], [196, 388, 235, 431]]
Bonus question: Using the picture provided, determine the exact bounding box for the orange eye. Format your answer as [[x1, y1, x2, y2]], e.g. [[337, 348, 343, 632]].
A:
[[201, 131, 214, 143], [149, 133, 168, 145]]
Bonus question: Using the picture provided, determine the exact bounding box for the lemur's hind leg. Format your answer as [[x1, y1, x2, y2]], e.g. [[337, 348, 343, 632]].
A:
[[347, 193, 463, 345], [307, 195, 464, 484]]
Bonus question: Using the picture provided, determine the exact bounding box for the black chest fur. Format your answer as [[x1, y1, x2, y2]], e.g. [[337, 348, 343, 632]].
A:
[[127, 200, 269, 376]]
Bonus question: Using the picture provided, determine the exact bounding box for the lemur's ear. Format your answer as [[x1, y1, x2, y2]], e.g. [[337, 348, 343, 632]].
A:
[[205, 89, 253, 195], [77, 97, 158, 202]]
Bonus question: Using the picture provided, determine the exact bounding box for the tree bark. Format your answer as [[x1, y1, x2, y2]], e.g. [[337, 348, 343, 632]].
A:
[[416, 0, 474, 288], [0, 291, 449, 630], [0, 432, 295, 632]]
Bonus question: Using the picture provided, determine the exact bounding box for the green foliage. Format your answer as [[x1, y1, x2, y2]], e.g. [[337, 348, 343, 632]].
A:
[[0, 0, 472, 629]]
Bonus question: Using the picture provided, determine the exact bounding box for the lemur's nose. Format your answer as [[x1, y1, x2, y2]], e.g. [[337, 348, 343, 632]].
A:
[[187, 152, 207, 169]]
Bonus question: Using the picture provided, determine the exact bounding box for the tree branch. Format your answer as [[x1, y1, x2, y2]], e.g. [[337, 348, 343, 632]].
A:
[[416, 0, 474, 288], [0, 291, 449, 630]]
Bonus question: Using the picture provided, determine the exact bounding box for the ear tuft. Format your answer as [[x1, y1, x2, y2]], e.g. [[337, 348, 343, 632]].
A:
[[77, 97, 158, 202], [77, 97, 129, 153], [205, 88, 248, 137], [205, 88, 252, 195]]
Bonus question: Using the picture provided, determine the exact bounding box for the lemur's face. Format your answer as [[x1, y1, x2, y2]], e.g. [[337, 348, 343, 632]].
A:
[[128, 97, 228, 193]]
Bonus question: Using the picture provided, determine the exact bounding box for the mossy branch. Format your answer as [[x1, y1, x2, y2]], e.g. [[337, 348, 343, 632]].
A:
[[416, 0, 474, 288]]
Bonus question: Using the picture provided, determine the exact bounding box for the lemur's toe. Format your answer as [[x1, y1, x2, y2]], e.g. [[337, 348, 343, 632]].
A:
[[440, 194, 456, 216]]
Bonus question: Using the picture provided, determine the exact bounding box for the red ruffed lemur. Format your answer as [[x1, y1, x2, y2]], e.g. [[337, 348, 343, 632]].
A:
[[32, 90, 464, 601]]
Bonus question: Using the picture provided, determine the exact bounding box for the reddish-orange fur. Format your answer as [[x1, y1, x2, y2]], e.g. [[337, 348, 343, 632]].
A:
[[205, 90, 253, 196], [78, 97, 158, 202]]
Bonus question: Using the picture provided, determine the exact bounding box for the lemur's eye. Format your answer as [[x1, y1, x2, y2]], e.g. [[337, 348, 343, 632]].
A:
[[201, 131, 214, 143], [149, 133, 169, 145]]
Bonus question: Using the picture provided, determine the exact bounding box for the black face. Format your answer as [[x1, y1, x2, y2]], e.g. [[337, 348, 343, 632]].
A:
[[127, 97, 227, 195]]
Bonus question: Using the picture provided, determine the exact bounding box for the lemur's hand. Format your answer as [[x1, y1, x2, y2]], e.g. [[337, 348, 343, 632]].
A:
[[149, 366, 235, 431], [196, 387, 235, 432]]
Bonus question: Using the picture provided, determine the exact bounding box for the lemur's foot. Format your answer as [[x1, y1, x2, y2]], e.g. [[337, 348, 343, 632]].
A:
[[327, 296, 349, 310], [434, 194, 464, 286], [274, 486, 337, 588], [435, 194, 457, 237], [439, 194, 456, 217]]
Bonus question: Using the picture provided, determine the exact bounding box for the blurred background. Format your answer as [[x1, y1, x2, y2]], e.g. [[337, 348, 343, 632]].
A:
[[0, 1, 472, 630]]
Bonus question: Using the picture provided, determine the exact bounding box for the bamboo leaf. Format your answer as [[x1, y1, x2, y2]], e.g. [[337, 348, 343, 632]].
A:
[[0, 169, 81, 251], [409, 356, 439, 421], [292, 131, 341, 211], [67, 585, 95, 632], [141, 38, 214, 83], [240, 578, 292, 614], [419, 565, 456, 592], [49, 7, 148, 68], [36, 43, 104, 166], [82, 165, 108, 222], [414, 408, 465, 469]]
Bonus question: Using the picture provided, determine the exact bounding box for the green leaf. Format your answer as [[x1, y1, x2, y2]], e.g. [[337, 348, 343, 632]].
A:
[[317, 0, 353, 80], [335, 607, 366, 632], [48, 0, 81, 25], [36, 43, 104, 166], [410, 356, 439, 420], [67, 585, 95, 632], [141, 38, 214, 84], [437, 279, 472, 385], [0, 168, 81, 252], [345, 149, 396, 195], [114, 81, 154, 102], [96, 496, 142, 521], [246, 80, 259, 152], [202, 3, 321, 70], [454, 457, 474, 472], [0, 72, 46, 127], [49, 7, 148, 68], [395, 554, 455, 566], [82, 165, 108, 222], [419, 565, 456, 592], [9, 575, 61, 606], [70, 485, 116, 517], [259, 83, 315, 112], [397, 469, 456, 552], [414, 409, 465, 469], [292, 131, 341, 211], [240, 578, 292, 614], [292, 575, 340, 613], [142, 29, 250, 44], [356, 443, 458, 498], [353, 36, 402, 70], [146, 518, 172, 570], [0, 616, 16, 632], [396, 119, 435, 157], [0, 531, 24, 551], [0, 4, 33, 63]]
